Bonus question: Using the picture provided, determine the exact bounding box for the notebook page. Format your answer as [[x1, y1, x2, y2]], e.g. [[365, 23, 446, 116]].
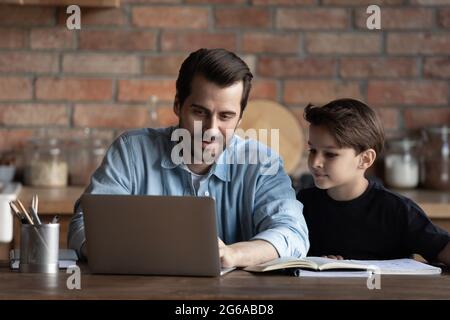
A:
[[349, 259, 441, 275]]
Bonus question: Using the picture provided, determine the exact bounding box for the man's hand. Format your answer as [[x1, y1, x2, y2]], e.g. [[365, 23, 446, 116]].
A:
[[218, 238, 279, 268], [321, 255, 344, 260], [218, 238, 236, 268]]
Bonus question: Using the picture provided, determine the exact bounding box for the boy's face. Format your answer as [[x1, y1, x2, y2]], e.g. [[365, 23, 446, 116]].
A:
[[307, 125, 364, 190]]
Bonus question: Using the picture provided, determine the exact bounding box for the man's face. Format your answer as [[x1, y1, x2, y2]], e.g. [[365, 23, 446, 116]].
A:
[[174, 75, 243, 163], [307, 125, 363, 190]]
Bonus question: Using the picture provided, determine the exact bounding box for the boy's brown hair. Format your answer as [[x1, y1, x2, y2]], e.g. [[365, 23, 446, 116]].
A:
[[304, 98, 385, 155]]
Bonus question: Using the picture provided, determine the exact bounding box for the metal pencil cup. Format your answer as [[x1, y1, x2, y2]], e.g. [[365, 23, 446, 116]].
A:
[[19, 223, 59, 274]]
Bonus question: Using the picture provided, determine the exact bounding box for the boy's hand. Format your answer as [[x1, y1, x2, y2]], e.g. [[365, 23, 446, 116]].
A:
[[322, 255, 344, 260]]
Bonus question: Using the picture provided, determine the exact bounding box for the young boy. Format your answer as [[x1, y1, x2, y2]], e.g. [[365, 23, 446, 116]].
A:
[[297, 98, 450, 265]]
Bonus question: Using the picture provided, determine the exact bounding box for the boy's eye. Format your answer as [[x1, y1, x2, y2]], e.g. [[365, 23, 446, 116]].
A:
[[308, 149, 317, 154], [325, 152, 338, 158]]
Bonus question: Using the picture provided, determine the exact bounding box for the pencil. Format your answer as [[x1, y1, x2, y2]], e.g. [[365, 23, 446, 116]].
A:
[[14, 199, 50, 251], [14, 199, 34, 225], [35, 194, 39, 214]]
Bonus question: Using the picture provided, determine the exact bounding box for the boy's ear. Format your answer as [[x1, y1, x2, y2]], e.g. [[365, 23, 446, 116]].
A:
[[358, 149, 376, 170], [173, 95, 181, 117]]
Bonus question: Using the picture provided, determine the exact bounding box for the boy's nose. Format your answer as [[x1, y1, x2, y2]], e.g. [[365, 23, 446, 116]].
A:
[[311, 155, 324, 169]]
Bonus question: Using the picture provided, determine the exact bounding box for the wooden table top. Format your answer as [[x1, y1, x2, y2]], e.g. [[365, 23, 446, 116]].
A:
[[392, 189, 450, 219], [17, 186, 450, 219], [18, 186, 84, 216], [0, 264, 449, 300]]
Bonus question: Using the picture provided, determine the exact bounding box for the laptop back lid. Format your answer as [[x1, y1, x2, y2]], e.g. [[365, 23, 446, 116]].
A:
[[82, 194, 221, 276]]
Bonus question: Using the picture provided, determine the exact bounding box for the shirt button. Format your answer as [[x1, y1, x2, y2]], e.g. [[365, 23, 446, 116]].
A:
[[205, 191, 210, 196]]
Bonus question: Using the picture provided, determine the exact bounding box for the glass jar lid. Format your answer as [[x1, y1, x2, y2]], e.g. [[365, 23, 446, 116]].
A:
[[386, 138, 419, 152], [422, 126, 450, 143]]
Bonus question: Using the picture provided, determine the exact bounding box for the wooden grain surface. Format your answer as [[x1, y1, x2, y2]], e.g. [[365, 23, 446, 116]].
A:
[[0, 265, 449, 300]]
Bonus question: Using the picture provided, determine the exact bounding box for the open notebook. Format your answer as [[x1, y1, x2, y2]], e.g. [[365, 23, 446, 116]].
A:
[[243, 257, 442, 277]]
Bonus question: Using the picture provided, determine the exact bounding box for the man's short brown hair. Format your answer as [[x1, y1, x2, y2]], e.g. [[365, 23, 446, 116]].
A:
[[176, 48, 253, 117], [304, 98, 385, 155]]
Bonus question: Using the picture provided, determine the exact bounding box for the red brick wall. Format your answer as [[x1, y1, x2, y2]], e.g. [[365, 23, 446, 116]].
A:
[[0, 1, 449, 154]]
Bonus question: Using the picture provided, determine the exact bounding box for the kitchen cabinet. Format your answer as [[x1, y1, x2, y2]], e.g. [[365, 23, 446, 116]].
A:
[[1, 186, 450, 262], [392, 188, 450, 234], [17, 186, 450, 246]]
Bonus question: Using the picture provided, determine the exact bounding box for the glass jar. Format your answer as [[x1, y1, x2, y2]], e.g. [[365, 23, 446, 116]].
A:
[[68, 137, 108, 186], [24, 138, 68, 187], [384, 138, 420, 189], [421, 126, 450, 190]]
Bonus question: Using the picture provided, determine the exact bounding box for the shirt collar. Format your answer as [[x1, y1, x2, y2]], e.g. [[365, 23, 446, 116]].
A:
[[160, 126, 180, 170]]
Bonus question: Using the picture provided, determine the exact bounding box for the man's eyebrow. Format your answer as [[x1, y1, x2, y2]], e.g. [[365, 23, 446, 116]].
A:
[[191, 104, 237, 115], [220, 110, 237, 115], [191, 104, 211, 113]]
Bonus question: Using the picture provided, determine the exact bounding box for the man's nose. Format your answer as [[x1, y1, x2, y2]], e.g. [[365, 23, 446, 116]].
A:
[[204, 115, 219, 131]]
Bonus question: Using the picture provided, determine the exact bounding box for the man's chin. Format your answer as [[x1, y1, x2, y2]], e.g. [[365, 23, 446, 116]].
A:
[[204, 141, 225, 154], [191, 147, 221, 163], [203, 148, 221, 162]]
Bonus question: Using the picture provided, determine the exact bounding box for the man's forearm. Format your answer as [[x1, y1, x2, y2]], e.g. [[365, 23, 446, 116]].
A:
[[67, 205, 87, 260], [227, 240, 279, 267]]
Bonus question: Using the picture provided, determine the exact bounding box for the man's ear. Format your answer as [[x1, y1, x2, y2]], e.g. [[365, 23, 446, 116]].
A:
[[358, 149, 376, 170], [173, 96, 181, 117]]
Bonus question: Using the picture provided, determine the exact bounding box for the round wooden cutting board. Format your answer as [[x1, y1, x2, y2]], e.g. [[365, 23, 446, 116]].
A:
[[237, 99, 304, 175]]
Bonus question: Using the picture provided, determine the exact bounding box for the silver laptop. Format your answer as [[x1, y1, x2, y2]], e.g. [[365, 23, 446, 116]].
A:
[[82, 194, 233, 277]]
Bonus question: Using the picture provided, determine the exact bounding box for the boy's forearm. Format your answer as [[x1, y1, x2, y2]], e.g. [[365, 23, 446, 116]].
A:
[[437, 241, 450, 266]]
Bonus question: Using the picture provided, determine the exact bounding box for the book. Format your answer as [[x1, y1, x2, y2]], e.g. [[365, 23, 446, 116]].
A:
[[295, 270, 373, 278], [243, 257, 442, 276], [10, 249, 78, 270]]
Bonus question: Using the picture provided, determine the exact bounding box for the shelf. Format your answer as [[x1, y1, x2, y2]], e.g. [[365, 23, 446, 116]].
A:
[[392, 188, 450, 219], [19, 186, 84, 215], [2, 0, 120, 7], [16, 186, 450, 219]]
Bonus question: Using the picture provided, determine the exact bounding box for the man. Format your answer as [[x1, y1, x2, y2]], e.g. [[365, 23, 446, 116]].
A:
[[68, 48, 309, 268]]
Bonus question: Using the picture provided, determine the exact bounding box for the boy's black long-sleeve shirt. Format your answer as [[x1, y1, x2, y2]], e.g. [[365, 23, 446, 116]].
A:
[[297, 180, 450, 261]]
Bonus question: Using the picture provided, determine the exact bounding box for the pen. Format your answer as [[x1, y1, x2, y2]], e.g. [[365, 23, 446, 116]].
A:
[[51, 215, 60, 224], [31, 196, 35, 214], [29, 206, 42, 225], [12, 199, 49, 251], [9, 202, 26, 224]]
